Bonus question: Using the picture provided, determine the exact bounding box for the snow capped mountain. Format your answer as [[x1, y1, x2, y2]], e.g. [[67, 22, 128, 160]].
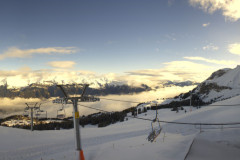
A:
[[206, 65, 240, 88], [161, 65, 240, 105], [195, 65, 240, 103]]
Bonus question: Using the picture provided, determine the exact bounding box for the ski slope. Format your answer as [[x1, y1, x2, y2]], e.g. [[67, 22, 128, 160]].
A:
[[1, 95, 240, 160]]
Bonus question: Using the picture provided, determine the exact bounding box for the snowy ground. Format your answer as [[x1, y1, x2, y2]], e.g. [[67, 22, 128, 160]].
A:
[[0, 95, 240, 160]]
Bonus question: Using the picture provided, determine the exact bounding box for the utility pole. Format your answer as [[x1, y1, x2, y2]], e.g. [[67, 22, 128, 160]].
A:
[[53, 84, 100, 160], [24, 103, 39, 131]]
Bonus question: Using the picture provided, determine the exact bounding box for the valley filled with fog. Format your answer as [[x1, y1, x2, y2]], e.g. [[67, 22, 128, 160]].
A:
[[0, 85, 195, 118]]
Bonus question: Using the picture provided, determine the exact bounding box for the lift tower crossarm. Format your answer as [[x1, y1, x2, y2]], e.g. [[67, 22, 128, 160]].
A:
[[57, 85, 69, 98], [81, 84, 89, 98]]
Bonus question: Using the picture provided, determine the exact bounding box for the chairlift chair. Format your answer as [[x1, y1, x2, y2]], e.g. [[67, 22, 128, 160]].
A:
[[23, 110, 29, 117], [57, 102, 66, 119], [35, 111, 41, 118], [57, 108, 66, 119], [35, 104, 42, 118], [147, 104, 162, 142], [147, 118, 162, 142], [36, 110, 47, 120]]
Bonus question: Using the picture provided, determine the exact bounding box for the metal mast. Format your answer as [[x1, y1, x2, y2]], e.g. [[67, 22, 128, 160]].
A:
[[24, 103, 39, 131], [53, 84, 99, 160]]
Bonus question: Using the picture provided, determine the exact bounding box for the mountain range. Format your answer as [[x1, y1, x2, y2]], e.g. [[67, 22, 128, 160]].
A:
[[0, 80, 198, 99]]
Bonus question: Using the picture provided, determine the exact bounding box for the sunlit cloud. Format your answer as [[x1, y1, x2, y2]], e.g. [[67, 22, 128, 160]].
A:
[[184, 56, 236, 65], [48, 61, 76, 69], [0, 47, 77, 60], [0, 60, 232, 88], [189, 0, 240, 22], [125, 61, 219, 85], [228, 43, 240, 55], [162, 61, 217, 81], [0, 67, 117, 88], [203, 43, 219, 51], [202, 22, 210, 27]]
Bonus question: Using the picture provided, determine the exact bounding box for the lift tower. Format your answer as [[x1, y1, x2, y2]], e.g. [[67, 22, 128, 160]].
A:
[[53, 84, 100, 160], [24, 103, 39, 131]]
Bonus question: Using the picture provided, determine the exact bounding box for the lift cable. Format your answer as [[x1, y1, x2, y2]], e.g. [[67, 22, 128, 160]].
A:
[[98, 97, 143, 104], [85, 97, 240, 107], [78, 104, 240, 126]]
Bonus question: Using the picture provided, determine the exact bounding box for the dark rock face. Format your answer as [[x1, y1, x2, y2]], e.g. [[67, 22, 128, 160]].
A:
[[198, 82, 231, 95], [207, 69, 229, 80]]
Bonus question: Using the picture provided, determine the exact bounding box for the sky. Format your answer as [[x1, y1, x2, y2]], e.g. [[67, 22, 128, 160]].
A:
[[0, 0, 240, 87]]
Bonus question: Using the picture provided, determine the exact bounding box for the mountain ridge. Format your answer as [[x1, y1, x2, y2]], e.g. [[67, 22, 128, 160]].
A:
[[0, 80, 198, 99], [161, 65, 240, 106]]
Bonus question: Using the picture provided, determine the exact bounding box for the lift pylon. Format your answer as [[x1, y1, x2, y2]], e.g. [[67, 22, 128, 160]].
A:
[[53, 83, 99, 160], [24, 103, 38, 131]]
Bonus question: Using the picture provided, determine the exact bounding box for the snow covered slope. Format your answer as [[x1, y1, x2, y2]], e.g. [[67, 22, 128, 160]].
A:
[[197, 65, 240, 102], [207, 65, 240, 88], [1, 95, 240, 160]]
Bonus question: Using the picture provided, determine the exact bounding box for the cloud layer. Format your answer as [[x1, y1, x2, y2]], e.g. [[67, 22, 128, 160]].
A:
[[184, 56, 236, 65], [0, 47, 77, 60], [0, 59, 236, 88], [48, 61, 76, 69], [189, 0, 240, 21]]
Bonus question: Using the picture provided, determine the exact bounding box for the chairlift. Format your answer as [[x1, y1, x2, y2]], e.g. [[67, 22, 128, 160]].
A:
[[36, 110, 47, 120], [35, 111, 41, 117], [23, 110, 29, 117], [147, 104, 162, 142], [35, 104, 47, 119], [147, 118, 162, 142], [57, 102, 66, 119]]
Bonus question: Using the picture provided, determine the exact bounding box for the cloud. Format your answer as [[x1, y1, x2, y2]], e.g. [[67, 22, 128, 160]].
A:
[[0, 67, 113, 88], [189, 0, 240, 21], [126, 70, 163, 77], [203, 44, 219, 51], [184, 56, 236, 65], [0, 60, 232, 88], [165, 34, 176, 41], [48, 61, 76, 69], [228, 43, 240, 55], [168, 0, 175, 6], [162, 61, 217, 81], [202, 22, 210, 27], [0, 47, 77, 60], [125, 61, 220, 86]]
